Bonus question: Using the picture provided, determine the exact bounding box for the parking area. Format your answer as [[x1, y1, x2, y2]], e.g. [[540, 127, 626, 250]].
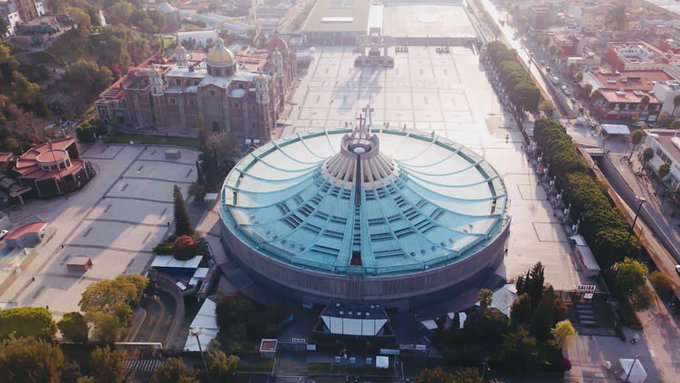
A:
[[0, 143, 200, 318], [286, 46, 587, 290]]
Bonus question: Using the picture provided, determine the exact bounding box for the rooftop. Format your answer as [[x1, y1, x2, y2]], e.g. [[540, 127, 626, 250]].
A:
[[302, 0, 371, 33], [598, 89, 661, 104], [652, 130, 680, 164], [220, 122, 508, 277], [591, 69, 673, 92]]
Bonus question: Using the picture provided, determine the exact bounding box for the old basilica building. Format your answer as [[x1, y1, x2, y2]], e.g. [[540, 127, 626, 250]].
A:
[[96, 33, 296, 144]]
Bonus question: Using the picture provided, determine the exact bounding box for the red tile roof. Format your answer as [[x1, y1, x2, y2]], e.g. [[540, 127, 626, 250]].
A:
[[591, 70, 673, 92]]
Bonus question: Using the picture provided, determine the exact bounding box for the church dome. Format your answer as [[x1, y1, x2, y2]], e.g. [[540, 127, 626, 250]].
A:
[[207, 38, 234, 67]]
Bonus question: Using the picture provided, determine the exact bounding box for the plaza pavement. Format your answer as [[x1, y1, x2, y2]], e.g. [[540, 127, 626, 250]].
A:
[[0, 142, 199, 319], [284, 46, 588, 291]]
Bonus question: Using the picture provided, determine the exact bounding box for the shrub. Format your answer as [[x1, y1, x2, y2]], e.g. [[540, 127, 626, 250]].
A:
[[173, 235, 197, 260], [76, 123, 96, 143], [153, 242, 173, 255], [57, 312, 88, 343]]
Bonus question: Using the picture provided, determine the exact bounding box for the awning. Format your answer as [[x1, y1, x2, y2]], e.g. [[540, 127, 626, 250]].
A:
[[619, 359, 647, 383], [602, 124, 631, 136]]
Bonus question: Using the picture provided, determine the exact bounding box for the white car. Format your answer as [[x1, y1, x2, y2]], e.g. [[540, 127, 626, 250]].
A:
[[675, 265, 680, 277], [0, 230, 8, 240]]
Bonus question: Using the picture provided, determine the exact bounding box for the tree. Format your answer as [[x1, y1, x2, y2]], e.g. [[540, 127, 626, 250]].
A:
[[530, 286, 567, 340], [642, 147, 654, 165], [478, 289, 493, 311], [649, 271, 674, 298], [0, 307, 57, 341], [79, 275, 149, 342], [203, 350, 239, 383], [173, 185, 193, 236], [66, 7, 92, 37], [629, 129, 644, 160], [0, 337, 75, 383], [416, 367, 454, 383], [152, 358, 199, 383], [58, 312, 89, 343], [89, 347, 124, 383], [606, 4, 628, 31], [639, 95, 650, 113], [659, 163, 671, 180], [510, 293, 532, 326], [539, 100, 555, 117], [106, 1, 134, 25], [451, 368, 484, 383], [672, 94, 680, 117], [63, 60, 114, 103], [12, 74, 48, 116], [550, 319, 577, 349], [582, 83, 593, 98], [0, 44, 18, 86], [173, 235, 198, 260], [501, 327, 539, 369], [516, 262, 545, 308], [610, 258, 651, 311]]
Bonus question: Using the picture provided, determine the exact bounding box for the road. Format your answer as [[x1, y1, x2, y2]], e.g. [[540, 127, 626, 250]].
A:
[[478, 0, 576, 118]]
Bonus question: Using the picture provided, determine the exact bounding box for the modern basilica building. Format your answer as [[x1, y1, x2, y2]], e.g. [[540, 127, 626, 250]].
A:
[[219, 112, 510, 312]]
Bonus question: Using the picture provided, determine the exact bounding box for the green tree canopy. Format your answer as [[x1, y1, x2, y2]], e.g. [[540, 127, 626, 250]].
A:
[[58, 312, 89, 343], [89, 347, 124, 383], [0, 337, 77, 383], [0, 307, 57, 341], [152, 358, 198, 383], [501, 327, 540, 369], [415, 367, 454, 383], [173, 185, 193, 236]]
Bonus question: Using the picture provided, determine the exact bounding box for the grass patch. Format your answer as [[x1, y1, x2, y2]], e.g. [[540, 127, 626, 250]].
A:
[[105, 133, 199, 148]]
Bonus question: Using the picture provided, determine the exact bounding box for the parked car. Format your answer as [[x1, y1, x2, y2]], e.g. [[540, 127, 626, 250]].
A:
[[675, 264, 680, 276], [0, 230, 8, 240]]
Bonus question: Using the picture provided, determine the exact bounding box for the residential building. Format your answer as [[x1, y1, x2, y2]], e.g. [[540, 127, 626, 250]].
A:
[[0, 0, 43, 36], [652, 80, 680, 117], [642, 129, 680, 190], [592, 89, 661, 123], [525, 5, 553, 30], [605, 41, 669, 70]]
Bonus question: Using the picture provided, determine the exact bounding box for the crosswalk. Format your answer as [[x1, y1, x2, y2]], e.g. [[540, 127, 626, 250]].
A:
[[124, 358, 165, 373]]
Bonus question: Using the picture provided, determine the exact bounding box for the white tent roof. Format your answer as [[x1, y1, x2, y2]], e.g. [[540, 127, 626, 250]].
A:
[[571, 235, 600, 272], [476, 284, 517, 316], [602, 124, 631, 135], [184, 298, 218, 352], [376, 356, 389, 369], [619, 359, 647, 383], [151, 255, 203, 269], [420, 319, 437, 331]]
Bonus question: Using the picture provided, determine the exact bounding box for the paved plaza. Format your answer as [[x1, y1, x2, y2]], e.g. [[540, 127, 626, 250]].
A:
[[0, 143, 199, 318], [381, 3, 476, 39], [284, 46, 588, 290]]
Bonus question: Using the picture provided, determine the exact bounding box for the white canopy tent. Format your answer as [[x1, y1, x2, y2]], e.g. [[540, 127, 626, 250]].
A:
[[619, 358, 647, 383], [601, 124, 631, 136]]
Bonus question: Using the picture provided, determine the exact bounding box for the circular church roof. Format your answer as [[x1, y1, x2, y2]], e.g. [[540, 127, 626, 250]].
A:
[[220, 121, 508, 277]]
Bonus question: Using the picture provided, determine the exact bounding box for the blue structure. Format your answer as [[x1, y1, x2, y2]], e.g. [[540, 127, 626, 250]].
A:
[[219, 114, 510, 307]]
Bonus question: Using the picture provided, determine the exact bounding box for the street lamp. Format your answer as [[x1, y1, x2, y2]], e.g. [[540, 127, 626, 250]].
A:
[[624, 354, 639, 383], [629, 196, 646, 239], [190, 327, 210, 381]]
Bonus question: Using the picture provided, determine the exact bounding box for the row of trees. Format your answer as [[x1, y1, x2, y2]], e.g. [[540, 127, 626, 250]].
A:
[[0, 337, 127, 383], [433, 263, 573, 372], [533, 118, 653, 312], [485, 41, 541, 112], [151, 352, 239, 383]]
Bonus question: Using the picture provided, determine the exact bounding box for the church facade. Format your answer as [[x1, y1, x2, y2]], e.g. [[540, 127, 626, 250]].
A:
[[96, 33, 296, 144]]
